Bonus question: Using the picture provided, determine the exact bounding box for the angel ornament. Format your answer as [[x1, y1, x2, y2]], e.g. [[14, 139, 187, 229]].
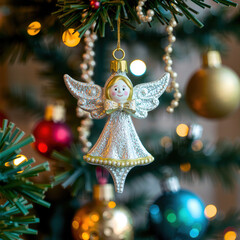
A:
[[64, 49, 169, 193]]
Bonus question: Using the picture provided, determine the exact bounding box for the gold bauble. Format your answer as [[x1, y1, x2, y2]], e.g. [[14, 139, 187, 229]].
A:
[[186, 51, 240, 119], [72, 184, 134, 240]]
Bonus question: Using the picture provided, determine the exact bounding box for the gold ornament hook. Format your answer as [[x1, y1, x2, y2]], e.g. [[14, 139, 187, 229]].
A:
[[112, 48, 125, 61], [110, 16, 128, 72]]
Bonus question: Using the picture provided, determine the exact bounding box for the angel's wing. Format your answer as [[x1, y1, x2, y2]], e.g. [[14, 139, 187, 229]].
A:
[[64, 74, 106, 119], [132, 73, 170, 119]]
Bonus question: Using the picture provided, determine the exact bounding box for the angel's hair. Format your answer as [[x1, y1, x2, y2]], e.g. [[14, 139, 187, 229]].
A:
[[105, 76, 133, 100]]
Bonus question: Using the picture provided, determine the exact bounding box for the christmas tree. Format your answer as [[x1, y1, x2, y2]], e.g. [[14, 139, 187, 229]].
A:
[[0, 0, 240, 240]]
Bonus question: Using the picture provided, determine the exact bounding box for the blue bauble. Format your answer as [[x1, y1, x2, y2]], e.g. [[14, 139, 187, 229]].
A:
[[149, 190, 208, 240]]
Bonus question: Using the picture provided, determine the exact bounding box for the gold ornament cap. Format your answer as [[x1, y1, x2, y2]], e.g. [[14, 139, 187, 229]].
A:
[[202, 50, 222, 68], [111, 48, 128, 73], [44, 104, 54, 121], [44, 101, 66, 122], [93, 184, 115, 201]]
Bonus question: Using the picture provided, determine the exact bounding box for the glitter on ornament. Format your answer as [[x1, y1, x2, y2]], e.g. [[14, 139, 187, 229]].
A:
[[64, 47, 169, 193]]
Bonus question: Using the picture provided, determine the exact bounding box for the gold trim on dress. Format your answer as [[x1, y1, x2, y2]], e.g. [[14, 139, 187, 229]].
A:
[[83, 155, 154, 167]]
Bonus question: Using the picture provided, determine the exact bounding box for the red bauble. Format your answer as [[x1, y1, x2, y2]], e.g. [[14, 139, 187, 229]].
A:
[[90, 0, 100, 10], [0, 111, 8, 127], [33, 120, 73, 158]]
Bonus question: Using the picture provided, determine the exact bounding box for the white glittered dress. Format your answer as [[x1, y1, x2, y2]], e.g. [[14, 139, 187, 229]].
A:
[[64, 72, 169, 192], [86, 110, 153, 166]]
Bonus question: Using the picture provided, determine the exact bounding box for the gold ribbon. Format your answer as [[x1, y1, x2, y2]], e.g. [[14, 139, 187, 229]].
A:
[[104, 99, 136, 114]]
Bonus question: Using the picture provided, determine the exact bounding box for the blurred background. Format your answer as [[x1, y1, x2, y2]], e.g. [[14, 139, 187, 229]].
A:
[[0, 0, 240, 240]]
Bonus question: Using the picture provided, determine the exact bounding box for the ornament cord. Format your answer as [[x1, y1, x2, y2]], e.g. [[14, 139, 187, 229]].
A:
[[117, 16, 121, 50]]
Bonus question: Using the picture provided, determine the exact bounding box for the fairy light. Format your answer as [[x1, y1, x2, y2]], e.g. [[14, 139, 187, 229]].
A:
[[82, 223, 89, 231], [72, 220, 79, 230], [180, 163, 191, 172], [130, 59, 146, 76], [82, 232, 90, 240], [192, 140, 203, 151], [62, 28, 80, 47], [108, 201, 116, 209], [176, 124, 189, 137], [224, 231, 237, 240], [160, 136, 172, 148], [13, 154, 27, 166], [90, 213, 99, 222], [27, 21, 41, 36], [204, 204, 217, 219]]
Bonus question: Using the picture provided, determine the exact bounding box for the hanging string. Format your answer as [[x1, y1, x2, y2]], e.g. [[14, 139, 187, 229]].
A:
[[117, 16, 121, 50], [112, 16, 125, 61]]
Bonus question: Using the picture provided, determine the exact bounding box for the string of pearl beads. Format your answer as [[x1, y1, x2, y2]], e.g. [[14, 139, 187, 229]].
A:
[[163, 17, 181, 113], [77, 24, 97, 153], [136, 0, 154, 22]]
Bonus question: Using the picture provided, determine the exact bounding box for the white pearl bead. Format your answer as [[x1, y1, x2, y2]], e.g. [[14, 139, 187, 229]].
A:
[[146, 16, 152, 22], [171, 82, 179, 88], [87, 70, 94, 76], [80, 63, 88, 70], [171, 100, 179, 107], [136, 6, 142, 11], [84, 37, 91, 43], [84, 30, 91, 36], [137, 11, 143, 17], [166, 26, 173, 33], [81, 73, 89, 80], [87, 42, 94, 47], [86, 142, 92, 148], [166, 59, 173, 65], [174, 92, 182, 99], [168, 35, 176, 43], [165, 66, 172, 72], [165, 45, 172, 53], [91, 34, 98, 41], [163, 54, 170, 61], [166, 106, 174, 113], [83, 53, 90, 60], [89, 50, 95, 57], [90, 60, 96, 67], [171, 20, 177, 27], [138, 1, 144, 6], [171, 71, 178, 78], [147, 9, 154, 17]]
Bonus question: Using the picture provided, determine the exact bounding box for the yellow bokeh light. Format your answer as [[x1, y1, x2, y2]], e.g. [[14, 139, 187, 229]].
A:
[[160, 136, 172, 148], [224, 231, 237, 240], [62, 28, 80, 47], [176, 124, 189, 137], [192, 140, 203, 151], [82, 223, 88, 231], [82, 232, 90, 240], [108, 201, 116, 209], [72, 220, 79, 230], [4, 162, 10, 167], [130, 59, 147, 76], [13, 155, 28, 166], [180, 163, 191, 172], [91, 213, 99, 222], [27, 21, 41, 36], [204, 204, 217, 219]]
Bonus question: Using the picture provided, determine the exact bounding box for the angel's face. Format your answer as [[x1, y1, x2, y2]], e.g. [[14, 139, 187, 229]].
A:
[[109, 80, 130, 103]]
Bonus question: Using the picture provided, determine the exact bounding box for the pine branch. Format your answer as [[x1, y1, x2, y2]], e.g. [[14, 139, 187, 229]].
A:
[[0, 120, 51, 239], [52, 144, 96, 196], [54, 0, 237, 37]]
